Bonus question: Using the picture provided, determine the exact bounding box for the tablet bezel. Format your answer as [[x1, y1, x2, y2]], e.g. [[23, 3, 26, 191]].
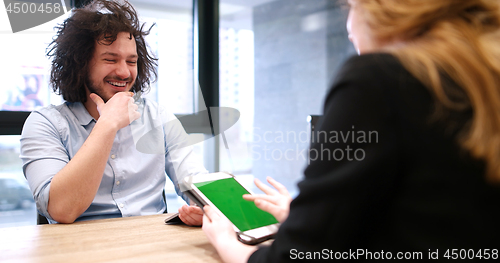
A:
[[183, 172, 280, 244]]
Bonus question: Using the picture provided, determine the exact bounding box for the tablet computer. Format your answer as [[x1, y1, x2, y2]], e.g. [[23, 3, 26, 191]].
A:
[[182, 172, 280, 245]]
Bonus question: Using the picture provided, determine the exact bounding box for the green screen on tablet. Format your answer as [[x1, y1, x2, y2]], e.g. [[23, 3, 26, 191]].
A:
[[194, 178, 279, 232]]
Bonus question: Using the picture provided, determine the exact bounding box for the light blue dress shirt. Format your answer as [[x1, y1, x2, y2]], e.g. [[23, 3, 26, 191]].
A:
[[20, 98, 207, 223]]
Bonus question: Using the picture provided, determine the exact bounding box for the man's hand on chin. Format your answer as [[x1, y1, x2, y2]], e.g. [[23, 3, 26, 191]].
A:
[[178, 204, 204, 226], [90, 92, 139, 130]]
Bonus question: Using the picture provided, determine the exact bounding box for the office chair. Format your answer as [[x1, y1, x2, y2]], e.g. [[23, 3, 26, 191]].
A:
[[37, 212, 49, 225]]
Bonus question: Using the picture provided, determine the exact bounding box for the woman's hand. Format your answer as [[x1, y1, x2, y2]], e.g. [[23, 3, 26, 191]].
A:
[[243, 177, 292, 223], [202, 206, 257, 263], [202, 205, 237, 246]]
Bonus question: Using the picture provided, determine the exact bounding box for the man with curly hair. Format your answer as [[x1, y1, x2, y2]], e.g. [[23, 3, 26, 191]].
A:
[[19, 0, 206, 225]]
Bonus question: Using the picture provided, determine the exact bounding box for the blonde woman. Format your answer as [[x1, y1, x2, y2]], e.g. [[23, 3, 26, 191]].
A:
[[203, 0, 500, 262]]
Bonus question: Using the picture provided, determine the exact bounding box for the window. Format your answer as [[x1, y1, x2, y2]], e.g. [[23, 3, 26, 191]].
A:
[[218, 0, 355, 194], [0, 13, 68, 112], [0, 135, 36, 228], [133, 0, 195, 114]]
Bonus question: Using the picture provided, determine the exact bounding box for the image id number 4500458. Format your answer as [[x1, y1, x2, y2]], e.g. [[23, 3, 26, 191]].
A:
[[6, 2, 63, 14], [442, 249, 498, 260]]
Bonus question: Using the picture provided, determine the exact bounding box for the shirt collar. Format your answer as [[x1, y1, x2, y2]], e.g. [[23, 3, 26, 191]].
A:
[[68, 102, 95, 126]]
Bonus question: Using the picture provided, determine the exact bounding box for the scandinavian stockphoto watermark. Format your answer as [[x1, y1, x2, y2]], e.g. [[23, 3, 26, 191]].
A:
[[4, 0, 72, 33], [250, 126, 378, 163]]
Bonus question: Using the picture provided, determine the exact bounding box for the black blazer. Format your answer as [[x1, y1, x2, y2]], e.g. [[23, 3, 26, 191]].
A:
[[249, 53, 500, 262]]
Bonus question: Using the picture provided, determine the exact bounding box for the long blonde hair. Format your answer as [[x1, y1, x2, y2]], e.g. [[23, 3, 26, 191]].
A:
[[357, 0, 500, 182]]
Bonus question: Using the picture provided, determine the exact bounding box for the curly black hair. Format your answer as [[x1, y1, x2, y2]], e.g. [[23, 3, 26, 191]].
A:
[[47, 0, 157, 103]]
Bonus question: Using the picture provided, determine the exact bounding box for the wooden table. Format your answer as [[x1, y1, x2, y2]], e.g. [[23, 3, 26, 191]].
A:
[[0, 214, 222, 263]]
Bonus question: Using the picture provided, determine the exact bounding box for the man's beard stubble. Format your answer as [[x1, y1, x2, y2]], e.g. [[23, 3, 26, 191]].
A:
[[86, 77, 110, 103], [86, 77, 136, 103]]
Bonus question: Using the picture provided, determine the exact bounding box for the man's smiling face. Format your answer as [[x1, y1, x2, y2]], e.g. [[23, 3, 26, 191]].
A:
[[87, 31, 138, 102]]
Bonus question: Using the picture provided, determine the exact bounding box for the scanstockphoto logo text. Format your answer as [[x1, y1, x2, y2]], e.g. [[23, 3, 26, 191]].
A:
[[3, 0, 72, 33], [250, 126, 378, 163]]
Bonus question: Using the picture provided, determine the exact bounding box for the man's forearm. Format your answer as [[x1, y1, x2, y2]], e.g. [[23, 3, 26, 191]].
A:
[[47, 120, 119, 223]]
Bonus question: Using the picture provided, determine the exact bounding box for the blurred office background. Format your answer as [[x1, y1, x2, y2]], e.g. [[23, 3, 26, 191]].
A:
[[0, 0, 355, 228]]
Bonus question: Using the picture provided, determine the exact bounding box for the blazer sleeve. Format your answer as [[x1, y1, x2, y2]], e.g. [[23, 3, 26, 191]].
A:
[[249, 54, 405, 262]]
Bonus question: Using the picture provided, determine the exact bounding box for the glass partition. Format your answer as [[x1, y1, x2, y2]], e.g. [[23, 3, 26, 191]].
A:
[[0, 13, 68, 112], [218, 0, 356, 195], [0, 135, 36, 228]]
